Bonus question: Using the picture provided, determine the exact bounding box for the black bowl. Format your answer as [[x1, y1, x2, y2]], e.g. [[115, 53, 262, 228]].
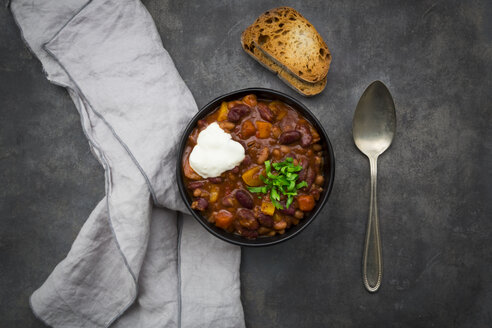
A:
[[177, 88, 335, 247]]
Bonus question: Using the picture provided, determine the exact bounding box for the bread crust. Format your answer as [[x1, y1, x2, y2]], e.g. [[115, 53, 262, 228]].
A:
[[248, 7, 331, 83], [241, 23, 327, 96]]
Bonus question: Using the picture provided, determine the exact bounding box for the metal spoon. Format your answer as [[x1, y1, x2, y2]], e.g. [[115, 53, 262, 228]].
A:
[[352, 81, 396, 292]]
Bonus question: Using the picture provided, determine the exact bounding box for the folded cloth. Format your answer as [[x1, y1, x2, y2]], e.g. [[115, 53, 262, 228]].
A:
[[11, 0, 245, 327]]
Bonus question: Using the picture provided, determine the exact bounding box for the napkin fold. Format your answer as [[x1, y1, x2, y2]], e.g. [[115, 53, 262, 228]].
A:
[[11, 0, 244, 326]]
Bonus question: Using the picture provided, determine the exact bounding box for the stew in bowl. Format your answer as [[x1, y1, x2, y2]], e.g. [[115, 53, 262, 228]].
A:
[[177, 88, 334, 246]]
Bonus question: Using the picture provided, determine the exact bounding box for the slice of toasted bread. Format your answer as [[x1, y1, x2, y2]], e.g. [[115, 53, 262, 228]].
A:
[[249, 7, 331, 84], [241, 25, 326, 96]]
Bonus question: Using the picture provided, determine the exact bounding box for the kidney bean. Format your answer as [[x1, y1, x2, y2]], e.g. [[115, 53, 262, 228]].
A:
[[257, 102, 274, 122], [279, 205, 296, 216], [279, 115, 296, 131], [191, 198, 208, 211], [237, 208, 255, 220], [237, 208, 259, 230], [296, 124, 313, 147], [221, 194, 234, 207], [208, 177, 223, 184], [306, 166, 316, 189], [298, 158, 308, 182], [231, 166, 240, 174], [227, 104, 250, 122], [241, 229, 259, 238], [187, 181, 205, 190], [242, 155, 252, 166], [258, 213, 274, 228], [278, 131, 301, 144], [235, 189, 254, 209]]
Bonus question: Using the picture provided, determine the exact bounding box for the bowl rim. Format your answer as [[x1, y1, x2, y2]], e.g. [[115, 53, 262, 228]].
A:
[[176, 87, 335, 247]]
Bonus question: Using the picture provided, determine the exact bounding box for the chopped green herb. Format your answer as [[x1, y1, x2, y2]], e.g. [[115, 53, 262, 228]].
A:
[[247, 157, 307, 210], [296, 181, 308, 189]]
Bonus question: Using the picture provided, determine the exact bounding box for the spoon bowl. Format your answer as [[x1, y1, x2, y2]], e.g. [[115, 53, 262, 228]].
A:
[[352, 81, 396, 292], [353, 81, 396, 158]]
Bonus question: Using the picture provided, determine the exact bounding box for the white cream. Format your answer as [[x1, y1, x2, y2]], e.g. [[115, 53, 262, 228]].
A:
[[189, 122, 245, 178]]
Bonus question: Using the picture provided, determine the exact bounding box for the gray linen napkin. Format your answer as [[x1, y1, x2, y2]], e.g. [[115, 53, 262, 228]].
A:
[[11, 0, 245, 327]]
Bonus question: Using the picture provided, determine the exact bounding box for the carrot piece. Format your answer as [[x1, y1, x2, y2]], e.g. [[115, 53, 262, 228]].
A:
[[241, 120, 256, 139], [215, 210, 234, 229], [297, 195, 315, 211], [256, 121, 272, 139]]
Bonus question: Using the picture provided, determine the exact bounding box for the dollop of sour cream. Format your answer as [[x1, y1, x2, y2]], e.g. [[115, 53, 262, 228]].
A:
[[189, 122, 245, 178]]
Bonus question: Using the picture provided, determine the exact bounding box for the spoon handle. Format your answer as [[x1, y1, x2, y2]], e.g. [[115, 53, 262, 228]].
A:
[[362, 156, 383, 292]]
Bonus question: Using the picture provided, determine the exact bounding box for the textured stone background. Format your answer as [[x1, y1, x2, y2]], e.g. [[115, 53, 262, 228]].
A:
[[1, 0, 491, 327]]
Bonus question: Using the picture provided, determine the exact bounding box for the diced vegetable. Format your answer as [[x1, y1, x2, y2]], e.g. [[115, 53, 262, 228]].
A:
[[256, 121, 272, 139], [242, 166, 263, 186], [268, 100, 282, 112], [209, 185, 220, 203], [214, 210, 233, 229], [261, 201, 275, 216], [297, 195, 315, 211], [276, 109, 287, 120], [217, 101, 229, 121], [241, 120, 256, 139]]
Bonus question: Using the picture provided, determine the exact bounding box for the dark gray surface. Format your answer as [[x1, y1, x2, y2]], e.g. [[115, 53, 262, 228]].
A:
[[1, 0, 491, 327]]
